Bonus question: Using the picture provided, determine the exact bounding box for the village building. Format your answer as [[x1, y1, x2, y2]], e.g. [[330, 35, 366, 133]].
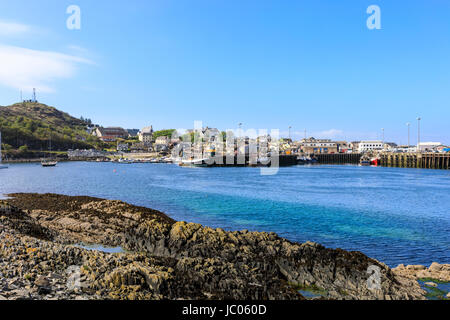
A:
[[130, 141, 152, 153], [300, 137, 338, 154], [127, 129, 139, 138], [155, 136, 170, 152], [418, 142, 442, 152], [92, 127, 129, 142], [138, 126, 154, 144], [117, 143, 129, 152], [358, 140, 384, 153], [202, 127, 222, 143]]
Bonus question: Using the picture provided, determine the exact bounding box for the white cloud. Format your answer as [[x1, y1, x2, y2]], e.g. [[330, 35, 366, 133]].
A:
[[67, 44, 89, 54], [0, 44, 93, 93], [0, 20, 32, 37]]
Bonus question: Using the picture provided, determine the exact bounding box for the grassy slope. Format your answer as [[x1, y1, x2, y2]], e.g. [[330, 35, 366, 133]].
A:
[[0, 102, 102, 153]]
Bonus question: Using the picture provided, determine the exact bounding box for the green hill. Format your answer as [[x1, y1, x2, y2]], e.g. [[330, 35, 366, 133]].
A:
[[0, 102, 102, 155]]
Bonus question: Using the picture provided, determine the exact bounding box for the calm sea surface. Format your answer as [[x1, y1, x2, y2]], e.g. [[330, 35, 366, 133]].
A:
[[1, 162, 449, 267]]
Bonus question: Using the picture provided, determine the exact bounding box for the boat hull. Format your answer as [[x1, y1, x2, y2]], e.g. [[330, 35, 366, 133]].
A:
[[41, 162, 57, 167]]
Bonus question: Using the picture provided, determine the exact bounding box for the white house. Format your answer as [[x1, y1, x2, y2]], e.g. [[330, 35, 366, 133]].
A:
[[358, 141, 384, 153]]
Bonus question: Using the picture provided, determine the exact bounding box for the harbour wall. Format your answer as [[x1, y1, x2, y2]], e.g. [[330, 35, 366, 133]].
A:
[[194, 155, 298, 167], [314, 153, 362, 164], [380, 153, 450, 170]]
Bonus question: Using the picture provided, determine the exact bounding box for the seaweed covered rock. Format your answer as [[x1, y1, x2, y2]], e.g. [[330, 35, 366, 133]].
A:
[[1, 193, 430, 300]]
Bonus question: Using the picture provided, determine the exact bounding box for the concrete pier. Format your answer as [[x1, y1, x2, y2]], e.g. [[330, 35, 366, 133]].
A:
[[380, 153, 450, 170]]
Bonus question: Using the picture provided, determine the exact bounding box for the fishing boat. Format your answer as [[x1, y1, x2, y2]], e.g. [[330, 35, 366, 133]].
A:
[[370, 157, 380, 166], [360, 155, 371, 166], [297, 156, 318, 165], [0, 132, 8, 169]]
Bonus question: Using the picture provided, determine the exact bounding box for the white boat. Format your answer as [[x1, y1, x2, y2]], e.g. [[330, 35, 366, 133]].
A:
[[162, 157, 174, 163], [178, 158, 211, 167], [41, 160, 58, 167], [41, 134, 58, 167], [117, 158, 134, 164], [0, 132, 8, 169]]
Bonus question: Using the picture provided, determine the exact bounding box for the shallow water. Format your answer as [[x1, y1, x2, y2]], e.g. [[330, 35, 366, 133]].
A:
[[76, 244, 124, 254], [417, 280, 450, 300], [0, 162, 449, 267]]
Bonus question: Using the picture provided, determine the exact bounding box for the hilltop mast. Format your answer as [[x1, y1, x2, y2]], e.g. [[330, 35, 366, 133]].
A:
[[32, 88, 37, 103]]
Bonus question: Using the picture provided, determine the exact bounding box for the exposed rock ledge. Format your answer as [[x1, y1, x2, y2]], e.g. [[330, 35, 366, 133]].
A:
[[0, 193, 437, 300], [392, 263, 450, 282]]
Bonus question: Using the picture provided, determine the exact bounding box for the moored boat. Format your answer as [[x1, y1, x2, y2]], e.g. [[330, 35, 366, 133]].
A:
[[370, 157, 380, 166], [41, 160, 58, 167], [360, 156, 371, 166], [41, 134, 58, 167], [178, 158, 211, 167]]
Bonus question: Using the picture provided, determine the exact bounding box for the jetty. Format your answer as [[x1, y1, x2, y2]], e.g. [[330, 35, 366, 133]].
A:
[[379, 153, 450, 170], [310, 152, 450, 170]]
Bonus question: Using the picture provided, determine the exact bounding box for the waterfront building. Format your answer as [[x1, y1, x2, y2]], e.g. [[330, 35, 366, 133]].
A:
[[127, 129, 140, 138], [384, 142, 398, 151], [418, 142, 442, 152], [130, 141, 152, 152], [335, 141, 351, 153], [202, 127, 222, 143], [358, 140, 384, 153], [155, 136, 170, 152], [117, 143, 129, 152], [138, 126, 154, 143], [300, 137, 338, 154], [92, 127, 129, 142], [392, 145, 417, 153]]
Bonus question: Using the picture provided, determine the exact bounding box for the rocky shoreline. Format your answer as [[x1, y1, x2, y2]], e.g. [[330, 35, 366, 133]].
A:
[[0, 193, 447, 300]]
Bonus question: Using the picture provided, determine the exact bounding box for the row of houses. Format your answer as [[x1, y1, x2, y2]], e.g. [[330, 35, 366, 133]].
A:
[[89, 125, 449, 155]]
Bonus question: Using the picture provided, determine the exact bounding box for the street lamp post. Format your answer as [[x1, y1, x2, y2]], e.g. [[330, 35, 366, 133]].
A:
[[406, 122, 410, 147], [417, 117, 421, 152]]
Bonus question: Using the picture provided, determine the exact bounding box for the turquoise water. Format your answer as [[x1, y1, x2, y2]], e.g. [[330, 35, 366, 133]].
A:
[[0, 162, 449, 267]]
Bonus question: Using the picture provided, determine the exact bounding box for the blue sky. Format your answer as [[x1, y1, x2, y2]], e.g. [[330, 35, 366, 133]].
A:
[[0, 0, 449, 144]]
